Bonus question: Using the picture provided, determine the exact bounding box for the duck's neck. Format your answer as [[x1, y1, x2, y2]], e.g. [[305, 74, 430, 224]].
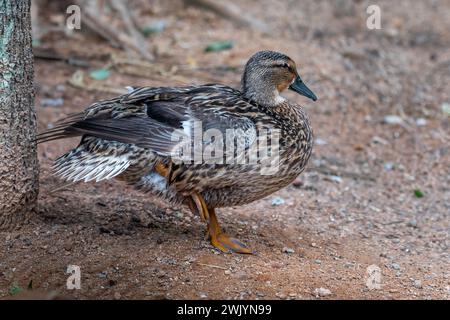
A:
[[241, 77, 285, 107]]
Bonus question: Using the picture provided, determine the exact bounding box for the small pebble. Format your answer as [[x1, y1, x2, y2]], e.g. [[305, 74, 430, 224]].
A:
[[383, 115, 403, 125], [442, 103, 450, 115], [330, 175, 342, 183], [415, 118, 427, 126], [315, 138, 327, 145], [282, 247, 295, 254], [314, 287, 332, 297], [383, 162, 395, 171], [372, 136, 389, 145], [391, 263, 401, 271], [275, 292, 286, 299], [114, 292, 121, 300], [413, 280, 422, 289], [292, 179, 303, 188], [41, 97, 64, 108], [407, 220, 418, 228], [271, 197, 285, 206]]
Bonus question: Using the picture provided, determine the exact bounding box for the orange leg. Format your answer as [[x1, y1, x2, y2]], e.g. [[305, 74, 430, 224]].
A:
[[191, 192, 209, 222], [206, 208, 253, 254], [157, 164, 252, 254]]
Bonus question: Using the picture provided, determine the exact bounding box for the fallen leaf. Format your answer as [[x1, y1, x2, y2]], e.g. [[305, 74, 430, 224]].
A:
[[413, 189, 424, 198], [205, 40, 233, 52], [89, 68, 110, 81]]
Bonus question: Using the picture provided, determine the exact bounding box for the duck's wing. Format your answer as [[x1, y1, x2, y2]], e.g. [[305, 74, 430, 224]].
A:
[[37, 85, 257, 161]]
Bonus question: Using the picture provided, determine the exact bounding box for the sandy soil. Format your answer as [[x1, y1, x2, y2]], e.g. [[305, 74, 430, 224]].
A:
[[0, 0, 449, 299]]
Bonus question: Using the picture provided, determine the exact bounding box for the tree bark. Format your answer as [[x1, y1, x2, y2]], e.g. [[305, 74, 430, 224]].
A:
[[0, 0, 38, 230]]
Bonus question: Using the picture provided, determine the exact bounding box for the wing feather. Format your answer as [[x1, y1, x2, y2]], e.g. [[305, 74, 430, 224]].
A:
[[38, 85, 258, 162]]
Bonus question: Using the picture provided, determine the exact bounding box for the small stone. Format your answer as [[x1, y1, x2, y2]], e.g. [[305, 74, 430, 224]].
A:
[[199, 293, 208, 299], [314, 259, 322, 265], [327, 175, 342, 183], [383, 162, 395, 171], [224, 270, 232, 275], [372, 136, 389, 145], [41, 97, 64, 108], [292, 179, 303, 188], [315, 138, 327, 145], [282, 247, 295, 254], [415, 118, 427, 126], [391, 263, 401, 271], [114, 292, 121, 300], [442, 103, 450, 115], [275, 292, 286, 299], [413, 280, 422, 289], [271, 197, 285, 206], [407, 220, 418, 228], [271, 262, 283, 269], [314, 287, 332, 297], [383, 115, 403, 125]]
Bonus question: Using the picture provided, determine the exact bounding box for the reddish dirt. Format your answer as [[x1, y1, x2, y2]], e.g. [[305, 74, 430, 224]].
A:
[[1, 0, 449, 299]]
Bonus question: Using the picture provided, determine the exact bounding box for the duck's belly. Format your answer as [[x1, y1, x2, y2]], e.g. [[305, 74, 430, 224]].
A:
[[201, 170, 301, 207], [198, 156, 309, 207], [169, 144, 312, 207]]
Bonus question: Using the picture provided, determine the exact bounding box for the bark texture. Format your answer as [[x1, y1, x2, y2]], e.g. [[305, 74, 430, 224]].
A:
[[0, 0, 38, 230]]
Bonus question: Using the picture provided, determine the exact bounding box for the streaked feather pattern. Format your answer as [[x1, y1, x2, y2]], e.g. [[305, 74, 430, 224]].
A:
[[38, 62, 313, 208]]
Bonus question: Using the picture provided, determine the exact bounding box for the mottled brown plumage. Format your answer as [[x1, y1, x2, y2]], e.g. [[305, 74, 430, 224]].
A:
[[38, 50, 317, 253]]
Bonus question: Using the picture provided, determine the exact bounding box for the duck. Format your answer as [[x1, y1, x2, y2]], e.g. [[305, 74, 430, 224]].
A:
[[38, 50, 317, 254]]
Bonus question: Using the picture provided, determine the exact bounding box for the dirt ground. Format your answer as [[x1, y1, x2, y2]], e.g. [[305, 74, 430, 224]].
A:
[[1, 0, 449, 299]]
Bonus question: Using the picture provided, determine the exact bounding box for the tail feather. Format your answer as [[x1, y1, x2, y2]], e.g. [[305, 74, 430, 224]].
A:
[[53, 146, 131, 183]]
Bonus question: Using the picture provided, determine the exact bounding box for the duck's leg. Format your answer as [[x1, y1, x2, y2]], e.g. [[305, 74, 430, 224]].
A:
[[191, 193, 209, 222], [155, 163, 246, 253], [207, 207, 253, 254]]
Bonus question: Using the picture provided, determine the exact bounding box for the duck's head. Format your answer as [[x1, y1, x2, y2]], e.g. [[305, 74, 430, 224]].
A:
[[242, 50, 317, 106]]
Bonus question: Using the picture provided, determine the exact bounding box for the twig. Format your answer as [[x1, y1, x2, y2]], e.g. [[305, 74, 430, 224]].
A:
[[185, 0, 270, 34], [34, 47, 91, 67], [75, 0, 153, 61], [49, 182, 77, 195], [109, 0, 154, 61], [197, 262, 228, 270], [308, 164, 377, 182]]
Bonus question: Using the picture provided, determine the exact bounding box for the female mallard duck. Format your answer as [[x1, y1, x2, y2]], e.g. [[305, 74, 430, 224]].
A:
[[38, 50, 317, 254]]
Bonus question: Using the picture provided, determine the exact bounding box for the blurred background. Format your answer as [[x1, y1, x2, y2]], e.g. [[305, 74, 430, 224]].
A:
[[2, 0, 449, 299]]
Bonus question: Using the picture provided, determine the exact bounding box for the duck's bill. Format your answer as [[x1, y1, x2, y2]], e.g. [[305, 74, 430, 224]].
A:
[[289, 76, 317, 101]]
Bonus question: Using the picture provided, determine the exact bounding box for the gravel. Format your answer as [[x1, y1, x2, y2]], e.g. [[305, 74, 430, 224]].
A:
[[314, 288, 332, 297]]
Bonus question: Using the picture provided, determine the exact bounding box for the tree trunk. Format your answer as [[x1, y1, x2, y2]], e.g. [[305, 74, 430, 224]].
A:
[[0, 0, 38, 230]]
